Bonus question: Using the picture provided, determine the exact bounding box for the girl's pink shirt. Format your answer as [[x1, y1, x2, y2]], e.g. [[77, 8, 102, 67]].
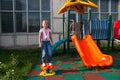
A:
[[39, 28, 51, 41]]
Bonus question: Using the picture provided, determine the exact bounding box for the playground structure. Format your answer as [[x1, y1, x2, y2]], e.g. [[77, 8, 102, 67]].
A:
[[57, 0, 112, 52], [52, 0, 99, 53], [56, 0, 113, 68]]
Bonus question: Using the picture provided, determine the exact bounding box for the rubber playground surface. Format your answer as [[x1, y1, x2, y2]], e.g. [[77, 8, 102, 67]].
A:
[[27, 50, 120, 80]]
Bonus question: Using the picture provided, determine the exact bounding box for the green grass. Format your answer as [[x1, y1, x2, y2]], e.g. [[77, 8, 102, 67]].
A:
[[0, 48, 40, 80]]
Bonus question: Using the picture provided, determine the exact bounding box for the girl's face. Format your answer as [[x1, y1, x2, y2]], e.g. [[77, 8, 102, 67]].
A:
[[42, 21, 48, 29]]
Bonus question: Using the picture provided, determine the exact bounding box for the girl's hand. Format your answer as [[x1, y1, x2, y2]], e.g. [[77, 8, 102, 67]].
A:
[[51, 42, 53, 46], [39, 44, 42, 48]]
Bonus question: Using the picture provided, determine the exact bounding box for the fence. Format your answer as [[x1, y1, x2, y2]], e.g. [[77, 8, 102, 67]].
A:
[[84, 19, 109, 40]]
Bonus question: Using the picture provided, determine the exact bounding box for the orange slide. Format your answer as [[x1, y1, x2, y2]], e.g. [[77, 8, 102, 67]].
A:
[[71, 34, 113, 68]]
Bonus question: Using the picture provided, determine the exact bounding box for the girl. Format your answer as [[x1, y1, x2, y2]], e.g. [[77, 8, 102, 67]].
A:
[[39, 20, 53, 66]]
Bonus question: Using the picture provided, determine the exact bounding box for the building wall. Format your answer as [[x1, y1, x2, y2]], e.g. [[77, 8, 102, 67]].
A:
[[52, 0, 66, 32], [0, 33, 62, 48]]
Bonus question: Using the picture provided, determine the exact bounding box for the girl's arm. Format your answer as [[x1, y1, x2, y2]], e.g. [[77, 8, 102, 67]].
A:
[[50, 32, 53, 45], [39, 32, 42, 47]]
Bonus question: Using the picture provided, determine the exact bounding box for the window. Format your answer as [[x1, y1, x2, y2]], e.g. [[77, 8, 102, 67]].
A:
[[0, 0, 51, 33], [0, 0, 13, 10], [111, 13, 118, 21], [91, 13, 98, 19], [101, 13, 109, 19], [70, 13, 76, 22], [15, 12, 27, 32], [41, 0, 50, 11], [111, 0, 118, 21], [111, 0, 118, 12], [41, 12, 51, 28], [28, 0, 40, 11], [1, 12, 13, 33], [28, 12, 40, 32], [15, 0, 26, 11], [82, 13, 88, 20], [91, 0, 98, 12], [100, 0, 108, 12], [90, 0, 98, 19]]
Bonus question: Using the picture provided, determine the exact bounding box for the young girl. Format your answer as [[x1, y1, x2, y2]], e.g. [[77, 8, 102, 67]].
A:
[[39, 20, 53, 66]]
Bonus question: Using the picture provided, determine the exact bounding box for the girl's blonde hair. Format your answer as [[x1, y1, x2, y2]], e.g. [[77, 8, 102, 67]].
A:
[[42, 20, 49, 24]]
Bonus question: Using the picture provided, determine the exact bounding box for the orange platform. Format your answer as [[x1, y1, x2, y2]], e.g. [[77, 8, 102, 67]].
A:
[[71, 34, 113, 68], [40, 63, 54, 70], [40, 63, 55, 76]]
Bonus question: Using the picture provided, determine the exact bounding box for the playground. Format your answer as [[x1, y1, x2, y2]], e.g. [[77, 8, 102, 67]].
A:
[[28, 0, 120, 80], [27, 48, 120, 80]]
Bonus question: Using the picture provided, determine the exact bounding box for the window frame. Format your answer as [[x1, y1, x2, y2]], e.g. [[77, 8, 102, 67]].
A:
[[0, 0, 52, 34]]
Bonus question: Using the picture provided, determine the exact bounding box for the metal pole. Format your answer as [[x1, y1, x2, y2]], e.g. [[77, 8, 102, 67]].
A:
[[80, 14, 83, 39], [62, 13, 66, 52], [67, 9, 70, 53], [107, 15, 112, 51], [89, 8, 92, 34], [63, 13, 65, 38]]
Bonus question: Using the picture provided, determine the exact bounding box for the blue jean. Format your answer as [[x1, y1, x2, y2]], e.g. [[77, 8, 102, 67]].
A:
[[41, 41, 52, 63]]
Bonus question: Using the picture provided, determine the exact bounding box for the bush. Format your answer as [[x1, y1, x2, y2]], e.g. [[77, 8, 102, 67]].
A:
[[0, 48, 40, 80]]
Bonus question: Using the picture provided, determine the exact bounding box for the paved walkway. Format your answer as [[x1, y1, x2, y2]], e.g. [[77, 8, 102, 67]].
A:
[[27, 53, 120, 80]]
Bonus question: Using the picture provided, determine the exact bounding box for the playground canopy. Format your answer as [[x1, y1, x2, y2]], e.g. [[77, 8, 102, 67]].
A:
[[57, 0, 98, 14]]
